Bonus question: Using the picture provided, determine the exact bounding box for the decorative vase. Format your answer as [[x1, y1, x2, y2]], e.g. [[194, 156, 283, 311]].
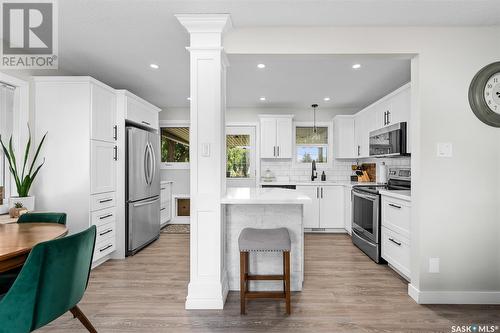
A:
[[9, 196, 35, 211]]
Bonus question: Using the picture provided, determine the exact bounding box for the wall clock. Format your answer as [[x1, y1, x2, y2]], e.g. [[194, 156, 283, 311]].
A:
[[468, 61, 500, 127]]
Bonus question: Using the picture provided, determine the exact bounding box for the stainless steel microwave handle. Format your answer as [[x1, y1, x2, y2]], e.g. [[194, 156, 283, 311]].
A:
[[133, 197, 160, 207]]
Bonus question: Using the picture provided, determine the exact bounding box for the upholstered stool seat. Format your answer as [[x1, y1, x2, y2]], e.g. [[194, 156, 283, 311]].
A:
[[238, 227, 291, 315]]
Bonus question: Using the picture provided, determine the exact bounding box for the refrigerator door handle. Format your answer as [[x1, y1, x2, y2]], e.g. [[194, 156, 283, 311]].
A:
[[144, 143, 150, 185], [149, 142, 156, 185], [133, 197, 160, 207]]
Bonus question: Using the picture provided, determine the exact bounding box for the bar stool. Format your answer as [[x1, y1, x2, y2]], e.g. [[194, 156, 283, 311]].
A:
[[238, 227, 291, 315]]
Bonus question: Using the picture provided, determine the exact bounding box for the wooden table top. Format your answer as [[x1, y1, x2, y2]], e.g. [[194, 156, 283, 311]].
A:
[[0, 223, 68, 262]]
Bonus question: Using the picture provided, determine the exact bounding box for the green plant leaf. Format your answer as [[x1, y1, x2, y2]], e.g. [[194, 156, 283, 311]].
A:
[[21, 125, 31, 180], [28, 131, 47, 176]]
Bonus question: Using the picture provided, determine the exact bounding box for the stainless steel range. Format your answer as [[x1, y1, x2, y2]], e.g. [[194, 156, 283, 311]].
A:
[[351, 167, 411, 263]]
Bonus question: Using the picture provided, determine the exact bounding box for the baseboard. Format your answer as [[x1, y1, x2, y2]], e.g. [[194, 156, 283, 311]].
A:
[[408, 284, 500, 304], [169, 217, 190, 225]]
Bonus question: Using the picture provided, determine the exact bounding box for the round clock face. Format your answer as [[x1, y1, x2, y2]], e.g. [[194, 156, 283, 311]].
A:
[[483, 72, 500, 114]]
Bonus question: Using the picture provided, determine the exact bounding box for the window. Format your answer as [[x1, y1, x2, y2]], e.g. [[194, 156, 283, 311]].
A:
[[295, 126, 328, 163], [226, 134, 251, 178], [160, 126, 189, 167], [0, 83, 14, 213]]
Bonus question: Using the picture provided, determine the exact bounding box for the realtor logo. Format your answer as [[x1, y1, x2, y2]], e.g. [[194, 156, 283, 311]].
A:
[[1, 0, 58, 68]]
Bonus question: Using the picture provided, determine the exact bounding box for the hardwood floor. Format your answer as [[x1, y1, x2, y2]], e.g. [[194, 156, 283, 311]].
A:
[[38, 233, 499, 332]]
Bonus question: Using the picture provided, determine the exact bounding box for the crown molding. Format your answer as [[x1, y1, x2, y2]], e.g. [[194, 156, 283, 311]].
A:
[[175, 14, 232, 34]]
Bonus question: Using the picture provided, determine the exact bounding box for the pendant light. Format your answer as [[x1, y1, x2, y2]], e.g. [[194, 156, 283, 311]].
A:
[[311, 104, 319, 142]]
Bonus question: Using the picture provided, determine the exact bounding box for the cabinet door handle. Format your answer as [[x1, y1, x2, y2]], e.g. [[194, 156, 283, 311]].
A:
[[316, 187, 319, 199], [99, 198, 113, 204], [277, 146, 280, 157], [99, 244, 113, 252], [273, 146, 276, 157], [99, 213, 113, 220], [388, 203, 402, 209], [160, 207, 166, 211], [99, 229, 113, 236], [141, 121, 151, 126], [320, 187, 323, 199], [113, 145, 118, 161], [113, 125, 117, 140], [389, 238, 402, 246], [387, 111, 391, 125], [357, 145, 360, 156]]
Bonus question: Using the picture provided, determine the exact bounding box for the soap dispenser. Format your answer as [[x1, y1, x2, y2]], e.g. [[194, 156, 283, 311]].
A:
[[321, 171, 326, 181]]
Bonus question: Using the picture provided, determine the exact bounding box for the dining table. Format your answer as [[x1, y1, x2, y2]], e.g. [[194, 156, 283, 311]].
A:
[[0, 223, 68, 273]]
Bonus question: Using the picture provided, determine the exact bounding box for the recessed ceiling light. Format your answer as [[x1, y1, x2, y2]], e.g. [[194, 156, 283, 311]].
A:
[[259, 96, 266, 101], [257, 63, 266, 69], [323, 97, 331, 101], [187, 97, 191, 101], [352, 63, 361, 69], [150, 63, 159, 69]]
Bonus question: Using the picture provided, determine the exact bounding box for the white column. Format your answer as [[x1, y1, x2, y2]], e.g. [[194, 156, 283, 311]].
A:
[[176, 14, 232, 310]]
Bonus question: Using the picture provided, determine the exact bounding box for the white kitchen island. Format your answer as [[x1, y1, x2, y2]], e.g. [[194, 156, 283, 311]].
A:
[[221, 187, 310, 292]]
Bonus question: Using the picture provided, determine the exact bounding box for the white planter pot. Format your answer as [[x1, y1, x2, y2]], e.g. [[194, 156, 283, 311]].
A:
[[9, 196, 35, 211]]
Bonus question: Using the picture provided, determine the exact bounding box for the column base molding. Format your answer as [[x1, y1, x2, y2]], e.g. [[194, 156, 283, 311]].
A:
[[185, 272, 229, 310]]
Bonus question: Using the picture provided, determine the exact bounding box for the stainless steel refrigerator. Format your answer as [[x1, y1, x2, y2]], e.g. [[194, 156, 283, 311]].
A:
[[126, 126, 160, 256]]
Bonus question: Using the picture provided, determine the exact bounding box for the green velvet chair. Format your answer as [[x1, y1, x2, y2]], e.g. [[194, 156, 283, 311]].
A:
[[0, 212, 68, 294], [0, 225, 97, 333], [17, 212, 67, 225]]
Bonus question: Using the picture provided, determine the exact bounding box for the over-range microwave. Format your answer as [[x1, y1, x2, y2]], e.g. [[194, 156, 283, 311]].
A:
[[369, 122, 409, 157]]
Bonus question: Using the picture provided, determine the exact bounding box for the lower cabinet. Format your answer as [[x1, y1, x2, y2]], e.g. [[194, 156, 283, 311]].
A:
[[160, 181, 172, 227], [344, 186, 352, 235], [296, 185, 344, 230], [381, 194, 411, 280]]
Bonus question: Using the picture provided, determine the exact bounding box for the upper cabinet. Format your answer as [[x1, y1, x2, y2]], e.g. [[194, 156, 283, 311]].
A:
[[259, 115, 293, 159], [348, 83, 411, 159], [117, 90, 160, 131], [333, 115, 356, 159], [91, 84, 117, 142]]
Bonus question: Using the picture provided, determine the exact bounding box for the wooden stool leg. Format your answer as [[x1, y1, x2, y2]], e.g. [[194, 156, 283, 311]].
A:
[[245, 252, 250, 293], [240, 251, 247, 315], [284, 251, 291, 315]]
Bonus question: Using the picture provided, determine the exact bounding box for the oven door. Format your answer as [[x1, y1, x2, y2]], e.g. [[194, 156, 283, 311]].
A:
[[352, 189, 379, 244], [369, 122, 407, 157]]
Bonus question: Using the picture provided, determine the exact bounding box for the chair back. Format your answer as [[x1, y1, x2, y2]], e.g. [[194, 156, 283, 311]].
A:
[[17, 212, 67, 225], [0, 225, 96, 333]]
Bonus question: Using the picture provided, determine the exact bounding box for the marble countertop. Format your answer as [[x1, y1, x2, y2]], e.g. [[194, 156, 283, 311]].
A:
[[379, 189, 411, 201], [221, 187, 312, 204]]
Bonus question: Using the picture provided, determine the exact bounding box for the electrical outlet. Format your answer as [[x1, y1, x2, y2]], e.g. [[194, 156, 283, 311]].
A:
[[437, 143, 453, 157], [429, 258, 440, 273]]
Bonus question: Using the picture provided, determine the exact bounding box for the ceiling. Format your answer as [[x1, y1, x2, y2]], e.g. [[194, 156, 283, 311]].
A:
[[5, 0, 499, 108], [227, 54, 410, 109]]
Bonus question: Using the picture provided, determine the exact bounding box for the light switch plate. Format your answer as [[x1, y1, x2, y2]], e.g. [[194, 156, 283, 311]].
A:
[[429, 257, 440, 273], [437, 142, 453, 157], [201, 143, 210, 157]]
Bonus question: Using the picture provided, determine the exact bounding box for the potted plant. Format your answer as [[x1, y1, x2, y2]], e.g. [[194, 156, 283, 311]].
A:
[[0, 126, 47, 211], [9, 202, 28, 218]]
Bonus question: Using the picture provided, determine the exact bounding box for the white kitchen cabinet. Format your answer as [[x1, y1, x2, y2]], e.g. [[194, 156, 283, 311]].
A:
[[344, 186, 352, 235], [33, 76, 119, 266], [160, 181, 173, 227], [375, 84, 411, 128], [259, 115, 293, 159], [91, 140, 117, 194], [333, 115, 356, 159], [354, 109, 375, 158], [381, 193, 411, 280], [91, 84, 117, 142], [296, 185, 344, 230], [117, 90, 160, 131], [297, 186, 320, 229]]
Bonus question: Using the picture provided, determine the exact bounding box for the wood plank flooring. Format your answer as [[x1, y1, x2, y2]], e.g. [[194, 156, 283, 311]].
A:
[[38, 233, 499, 332]]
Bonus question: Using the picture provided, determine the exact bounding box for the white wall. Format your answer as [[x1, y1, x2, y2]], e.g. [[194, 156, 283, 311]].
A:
[[222, 26, 500, 302]]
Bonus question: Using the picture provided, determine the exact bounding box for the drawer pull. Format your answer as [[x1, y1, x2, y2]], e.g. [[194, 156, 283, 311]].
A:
[[99, 213, 113, 220], [389, 203, 402, 209], [99, 198, 113, 203], [389, 238, 402, 246], [160, 208, 166, 211], [141, 121, 151, 125], [161, 187, 166, 190], [99, 244, 113, 252], [99, 229, 113, 236]]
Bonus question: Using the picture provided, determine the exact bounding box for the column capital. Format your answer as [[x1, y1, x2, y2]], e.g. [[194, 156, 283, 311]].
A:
[[175, 14, 232, 34]]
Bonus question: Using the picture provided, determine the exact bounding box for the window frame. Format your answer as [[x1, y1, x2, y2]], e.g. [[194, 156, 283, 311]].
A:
[[160, 120, 190, 170], [293, 121, 333, 169]]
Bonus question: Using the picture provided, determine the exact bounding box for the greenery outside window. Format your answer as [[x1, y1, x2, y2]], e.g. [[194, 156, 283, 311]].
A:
[[161, 126, 189, 168], [226, 134, 250, 178], [295, 126, 328, 163]]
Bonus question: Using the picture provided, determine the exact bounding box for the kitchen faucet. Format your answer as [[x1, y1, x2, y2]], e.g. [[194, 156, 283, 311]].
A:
[[311, 160, 318, 181]]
